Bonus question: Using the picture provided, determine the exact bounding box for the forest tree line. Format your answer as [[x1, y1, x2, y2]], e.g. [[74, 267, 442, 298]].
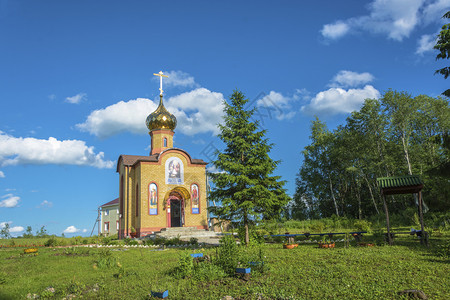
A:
[[292, 90, 449, 220]]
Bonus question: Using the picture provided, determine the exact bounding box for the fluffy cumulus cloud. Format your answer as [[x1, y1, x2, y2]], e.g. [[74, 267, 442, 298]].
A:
[[321, 21, 350, 40], [0, 221, 24, 233], [302, 85, 381, 115], [65, 93, 87, 104], [256, 91, 297, 120], [78, 88, 225, 137], [301, 71, 380, 116], [0, 194, 20, 208], [330, 70, 375, 88], [0, 131, 113, 168], [0, 171, 4, 178], [63, 226, 81, 234], [165, 88, 225, 135], [76, 98, 156, 138], [156, 70, 199, 89], [321, 0, 450, 42]]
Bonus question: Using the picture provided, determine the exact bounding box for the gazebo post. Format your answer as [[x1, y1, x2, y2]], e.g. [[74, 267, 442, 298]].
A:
[[418, 191, 427, 246], [382, 194, 393, 246]]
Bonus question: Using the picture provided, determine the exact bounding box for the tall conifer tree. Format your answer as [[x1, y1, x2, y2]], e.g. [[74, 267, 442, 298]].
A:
[[209, 90, 290, 245]]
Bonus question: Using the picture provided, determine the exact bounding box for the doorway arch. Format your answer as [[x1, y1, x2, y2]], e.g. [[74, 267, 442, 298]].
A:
[[164, 187, 190, 228]]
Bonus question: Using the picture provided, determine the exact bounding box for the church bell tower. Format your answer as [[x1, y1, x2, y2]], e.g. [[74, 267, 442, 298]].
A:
[[145, 71, 177, 155]]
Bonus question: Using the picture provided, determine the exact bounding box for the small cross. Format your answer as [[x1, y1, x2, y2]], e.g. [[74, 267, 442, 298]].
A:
[[153, 71, 169, 95]]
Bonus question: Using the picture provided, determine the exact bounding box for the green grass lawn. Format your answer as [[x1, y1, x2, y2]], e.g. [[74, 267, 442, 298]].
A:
[[0, 236, 449, 299]]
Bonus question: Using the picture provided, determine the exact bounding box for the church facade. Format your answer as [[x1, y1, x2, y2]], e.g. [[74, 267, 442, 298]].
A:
[[117, 74, 208, 238]]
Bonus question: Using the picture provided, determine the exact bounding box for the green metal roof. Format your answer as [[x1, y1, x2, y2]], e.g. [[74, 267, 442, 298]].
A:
[[376, 175, 423, 189]]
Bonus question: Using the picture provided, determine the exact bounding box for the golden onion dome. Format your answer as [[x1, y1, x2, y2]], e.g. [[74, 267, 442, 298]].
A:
[[146, 95, 177, 131]]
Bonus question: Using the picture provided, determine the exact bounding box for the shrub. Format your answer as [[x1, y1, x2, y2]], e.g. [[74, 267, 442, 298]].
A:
[[44, 237, 58, 247], [173, 252, 194, 278], [189, 237, 198, 246], [353, 219, 372, 232], [216, 235, 239, 275], [165, 236, 182, 246], [192, 262, 226, 281], [95, 248, 117, 269]]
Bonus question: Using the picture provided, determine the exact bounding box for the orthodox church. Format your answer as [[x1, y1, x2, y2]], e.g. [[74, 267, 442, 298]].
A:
[[116, 71, 208, 238]]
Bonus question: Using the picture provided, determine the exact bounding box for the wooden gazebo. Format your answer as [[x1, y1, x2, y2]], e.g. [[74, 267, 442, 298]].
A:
[[376, 175, 426, 246]]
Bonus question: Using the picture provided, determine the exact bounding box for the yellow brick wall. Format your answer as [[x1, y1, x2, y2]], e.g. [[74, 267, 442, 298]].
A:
[[118, 149, 208, 237]]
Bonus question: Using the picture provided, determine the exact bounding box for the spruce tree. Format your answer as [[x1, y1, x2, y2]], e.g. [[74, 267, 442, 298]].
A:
[[209, 90, 290, 245]]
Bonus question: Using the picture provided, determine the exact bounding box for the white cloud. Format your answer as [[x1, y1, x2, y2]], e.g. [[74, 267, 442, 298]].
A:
[[166, 88, 226, 135], [330, 71, 375, 88], [0, 194, 20, 208], [156, 70, 198, 89], [301, 85, 381, 116], [321, 21, 350, 40], [321, 0, 449, 41], [10, 226, 24, 233], [0, 171, 4, 178], [38, 200, 53, 208], [256, 91, 297, 120], [66, 93, 87, 104], [0, 221, 23, 233], [63, 226, 80, 234], [422, 0, 450, 25], [77, 98, 156, 138], [0, 221, 11, 228], [82, 229, 87, 233], [416, 32, 438, 54], [78, 88, 225, 138], [0, 131, 113, 168]]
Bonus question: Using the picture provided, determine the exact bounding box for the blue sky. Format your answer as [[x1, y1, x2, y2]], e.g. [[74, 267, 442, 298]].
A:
[[1, 0, 449, 236]]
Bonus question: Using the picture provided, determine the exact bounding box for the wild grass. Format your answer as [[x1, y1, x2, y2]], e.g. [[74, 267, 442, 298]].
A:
[[0, 232, 449, 299]]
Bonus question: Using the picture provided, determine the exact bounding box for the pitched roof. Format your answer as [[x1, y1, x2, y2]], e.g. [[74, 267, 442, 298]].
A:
[[100, 198, 119, 207], [376, 175, 423, 195], [117, 148, 207, 172]]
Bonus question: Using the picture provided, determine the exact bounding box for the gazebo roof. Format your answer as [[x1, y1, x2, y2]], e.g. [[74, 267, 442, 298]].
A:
[[376, 175, 423, 195]]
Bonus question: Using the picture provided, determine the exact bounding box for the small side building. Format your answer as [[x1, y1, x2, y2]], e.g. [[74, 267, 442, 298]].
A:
[[99, 198, 119, 237]]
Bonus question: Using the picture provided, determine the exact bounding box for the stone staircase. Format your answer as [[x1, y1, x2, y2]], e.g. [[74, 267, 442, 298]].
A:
[[146, 227, 225, 245]]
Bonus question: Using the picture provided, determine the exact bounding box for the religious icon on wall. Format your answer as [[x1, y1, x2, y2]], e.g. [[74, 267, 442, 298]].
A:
[[165, 157, 184, 184], [191, 183, 199, 214], [149, 183, 158, 215]]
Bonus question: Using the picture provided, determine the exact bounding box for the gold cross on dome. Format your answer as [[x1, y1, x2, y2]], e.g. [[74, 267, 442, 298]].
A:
[[153, 71, 169, 95]]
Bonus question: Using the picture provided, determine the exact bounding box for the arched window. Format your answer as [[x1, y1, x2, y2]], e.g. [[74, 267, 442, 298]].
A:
[[164, 137, 167, 147]]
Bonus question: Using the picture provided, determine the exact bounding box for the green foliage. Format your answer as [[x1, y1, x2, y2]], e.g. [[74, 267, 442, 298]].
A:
[[434, 239, 450, 258], [44, 236, 58, 247], [0, 223, 11, 239], [165, 236, 182, 246], [192, 261, 226, 281], [209, 90, 290, 245], [237, 226, 265, 245], [216, 235, 239, 275], [434, 11, 450, 97], [294, 91, 450, 219], [0, 271, 7, 284], [23, 226, 33, 238], [353, 220, 372, 232], [173, 252, 194, 278], [95, 248, 117, 269], [1, 239, 450, 299], [36, 226, 48, 238], [189, 237, 198, 246]]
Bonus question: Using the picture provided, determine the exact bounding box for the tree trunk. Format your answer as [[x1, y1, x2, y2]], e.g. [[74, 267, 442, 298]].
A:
[[401, 133, 413, 175], [244, 212, 249, 246], [363, 173, 379, 214], [329, 177, 339, 216]]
